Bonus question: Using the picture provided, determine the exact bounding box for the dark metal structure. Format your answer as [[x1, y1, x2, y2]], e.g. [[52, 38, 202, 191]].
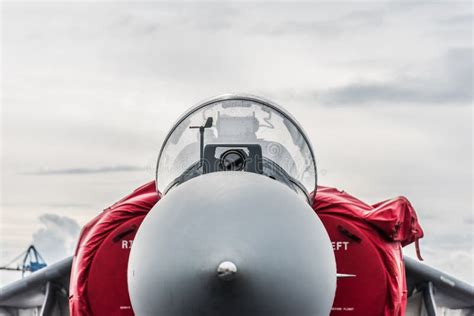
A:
[[0, 257, 71, 316], [0, 245, 47, 278], [404, 256, 474, 315]]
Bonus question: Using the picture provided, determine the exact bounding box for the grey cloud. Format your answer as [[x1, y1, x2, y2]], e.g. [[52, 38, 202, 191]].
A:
[[319, 83, 423, 105], [32, 214, 80, 263], [253, 20, 342, 38], [465, 216, 474, 225], [318, 47, 473, 106], [438, 13, 473, 26], [0, 202, 93, 208], [183, 4, 239, 31], [425, 231, 473, 251], [27, 165, 147, 175], [44, 203, 94, 208], [110, 3, 239, 37], [110, 3, 386, 40], [251, 8, 386, 39]]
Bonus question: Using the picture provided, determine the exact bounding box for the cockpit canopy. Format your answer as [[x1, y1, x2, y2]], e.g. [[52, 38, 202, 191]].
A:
[[156, 94, 317, 199]]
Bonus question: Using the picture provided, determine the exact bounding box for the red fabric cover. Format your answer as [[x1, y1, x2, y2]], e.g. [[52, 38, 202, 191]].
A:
[[87, 216, 144, 314], [313, 186, 424, 316], [69, 181, 159, 316], [69, 182, 422, 316]]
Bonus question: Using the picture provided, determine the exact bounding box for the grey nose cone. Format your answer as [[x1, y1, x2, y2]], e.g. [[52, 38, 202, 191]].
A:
[[217, 261, 237, 281], [128, 172, 336, 316]]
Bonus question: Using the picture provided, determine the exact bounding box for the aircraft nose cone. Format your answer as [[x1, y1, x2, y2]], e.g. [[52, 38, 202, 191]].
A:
[[217, 261, 237, 281], [128, 172, 336, 316]]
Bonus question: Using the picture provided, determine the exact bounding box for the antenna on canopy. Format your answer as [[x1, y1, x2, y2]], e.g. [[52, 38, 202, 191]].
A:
[[190, 117, 213, 169]]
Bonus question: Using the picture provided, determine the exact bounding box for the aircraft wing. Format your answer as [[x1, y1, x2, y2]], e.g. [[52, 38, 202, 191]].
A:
[[0, 256, 72, 316], [404, 256, 474, 315]]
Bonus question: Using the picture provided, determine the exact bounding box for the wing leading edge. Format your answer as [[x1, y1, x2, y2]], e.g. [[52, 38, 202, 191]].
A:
[[405, 256, 474, 315], [0, 256, 72, 316]]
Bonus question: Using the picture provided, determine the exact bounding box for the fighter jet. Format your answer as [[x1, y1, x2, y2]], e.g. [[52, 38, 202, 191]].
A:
[[0, 94, 473, 316]]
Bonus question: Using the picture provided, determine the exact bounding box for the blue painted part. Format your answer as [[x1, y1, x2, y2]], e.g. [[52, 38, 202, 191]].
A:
[[30, 262, 47, 272]]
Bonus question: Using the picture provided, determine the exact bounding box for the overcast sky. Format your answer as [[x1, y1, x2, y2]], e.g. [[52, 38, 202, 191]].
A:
[[1, 1, 472, 286]]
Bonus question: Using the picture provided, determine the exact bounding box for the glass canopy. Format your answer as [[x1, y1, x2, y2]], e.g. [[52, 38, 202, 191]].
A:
[[156, 94, 317, 198]]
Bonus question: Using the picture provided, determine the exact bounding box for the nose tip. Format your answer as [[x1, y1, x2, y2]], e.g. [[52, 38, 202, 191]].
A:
[[217, 261, 237, 281]]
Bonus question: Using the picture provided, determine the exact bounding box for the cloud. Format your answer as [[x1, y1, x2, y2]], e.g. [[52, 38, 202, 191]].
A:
[[109, 3, 239, 37], [27, 165, 147, 175], [318, 47, 473, 106], [410, 244, 474, 284], [32, 214, 80, 263], [249, 6, 387, 39], [438, 13, 473, 26]]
